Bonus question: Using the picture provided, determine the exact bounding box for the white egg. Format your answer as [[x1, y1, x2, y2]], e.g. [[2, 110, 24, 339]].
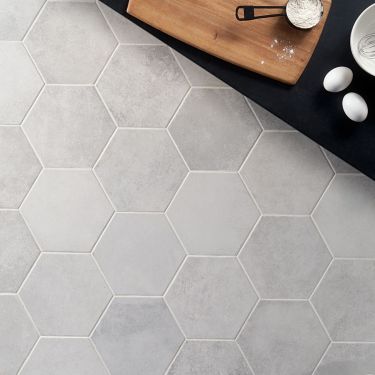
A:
[[342, 92, 368, 122], [323, 67, 353, 92]]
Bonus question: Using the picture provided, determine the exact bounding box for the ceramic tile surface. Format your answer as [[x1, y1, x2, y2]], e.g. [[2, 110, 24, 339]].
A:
[[0, 1, 373, 373]]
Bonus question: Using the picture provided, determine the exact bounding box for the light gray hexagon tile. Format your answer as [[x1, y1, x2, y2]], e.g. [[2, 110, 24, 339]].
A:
[[0, 127, 41, 208], [322, 149, 360, 174], [92, 297, 184, 375], [167, 341, 252, 375], [0, 0, 45, 41], [95, 129, 187, 212], [241, 132, 334, 215], [94, 213, 185, 295], [25, 2, 117, 83], [315, 343, 375, 375], [20, 169, 113, 252], [23, 86, 115, 168], [0, 211, 39, 293], [19, 338, 108, 375], [313, 175, 375, 258], [311, 259, 375, 342], [0, 43, 43, 124], [165, 257, 257, 339], [167, 173, 259, 255], [246, 99, 293, 131], [97, 45, 189, 127], [169, 88, 261, 171], [98, 2, 162, 44], [238, 301, 329, 375], [0, 295, 39, 375], [240, 216, 331, 299], [19, 253, 111, 336], [172, 51, 227, 87]]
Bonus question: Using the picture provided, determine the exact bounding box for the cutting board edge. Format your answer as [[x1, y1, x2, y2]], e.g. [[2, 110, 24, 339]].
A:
[[127, 0, 332, 85]]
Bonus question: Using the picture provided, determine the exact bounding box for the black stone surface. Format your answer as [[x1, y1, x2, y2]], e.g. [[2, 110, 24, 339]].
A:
[[101, 0, 375, 179]]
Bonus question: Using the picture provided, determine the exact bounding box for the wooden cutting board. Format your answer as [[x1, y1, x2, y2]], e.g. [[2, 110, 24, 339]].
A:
[[127, 0, 332, 85]]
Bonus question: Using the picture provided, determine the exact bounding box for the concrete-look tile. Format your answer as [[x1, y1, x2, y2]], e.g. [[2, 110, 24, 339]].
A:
[[0, 0, 45, 40], [97, 45, 189, 127], [312, 260, 375, 341], [247, 99, 293, 130], [94, 213, 185, 295], [25, 2, 117, 83], [167, 173, 259, 255], [241, 132, 333, 214], [20, 254, 111, 336], [20, 338, 108, 375], [92, 297, 184, 375], [0, 295, 38, 375], [322, 149, 360, 174], [313, 175, 375, 258], [0, 211, 39, 293], [168, 341, 252, 375], [315, 343, 375, 375], [169, 89, 261, 171], [98, 2, 161, 44], [0, 43, 43, 124], [0, 127, 41, 208], [165, 257, 257, 339], [238, 301, 329, 375], [23, 86, 115, 168], [240, 217, 331, 299], [95, 129, 187, 211], [172, 51, 227, 87], [20, 170, 113, 252]]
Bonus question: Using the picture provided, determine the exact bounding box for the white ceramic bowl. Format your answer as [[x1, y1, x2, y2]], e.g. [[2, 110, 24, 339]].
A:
[[351, 3, 375, 76]]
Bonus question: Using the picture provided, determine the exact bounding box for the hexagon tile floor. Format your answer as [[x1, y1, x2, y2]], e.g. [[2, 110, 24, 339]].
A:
[[1, 2, 375, 375]]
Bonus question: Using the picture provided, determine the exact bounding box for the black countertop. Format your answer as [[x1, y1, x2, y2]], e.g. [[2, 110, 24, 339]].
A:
[[101, 0, 375, 179]]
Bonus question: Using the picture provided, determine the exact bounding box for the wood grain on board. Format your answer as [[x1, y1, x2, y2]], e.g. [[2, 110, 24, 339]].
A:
[[127, 0, 332, 84]]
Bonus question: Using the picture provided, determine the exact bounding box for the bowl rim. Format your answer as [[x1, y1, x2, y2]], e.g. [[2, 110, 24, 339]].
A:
[[350, 3, 375, 77]]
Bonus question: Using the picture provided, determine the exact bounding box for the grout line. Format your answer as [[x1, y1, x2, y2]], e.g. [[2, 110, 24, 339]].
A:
[[245, 96, 265, 131], [93, 127, 118, 170], [311, 215, 335, 259], [169, 48, 192, 86], [163, 256, 188, 299], [310, 173, 336, 217], [91, 211, 116, 255], [163, 339, 186, 375], [92, 168, 117, 212], [238, 131, 265, 175], [90, 337, 112, 375], [237, 256, 261, 300], [238, 172, 263, 216], [166, 86, 191, 130], [235, 298, 261, 342], [164, 296, 188, 339], [16, 336, 41, 375], [23, 43, 46, 85], [18, 167, 44, 214], [164, 172, 190, 214], [17, 293, 41, 337], [309, 299, 333, 342], [236, 341, 256, 375], [96, 0, 120, 44], [94, 43, 120, 86], [89, 295, 114, 338], [22, 0, 48, 43], [308, 257, 334, 302], [311, 340, 331, 375], [91, 252, 115, 295]]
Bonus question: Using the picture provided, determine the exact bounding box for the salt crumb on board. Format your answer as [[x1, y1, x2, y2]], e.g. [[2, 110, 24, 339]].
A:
[[271, 38, 296, 61]]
